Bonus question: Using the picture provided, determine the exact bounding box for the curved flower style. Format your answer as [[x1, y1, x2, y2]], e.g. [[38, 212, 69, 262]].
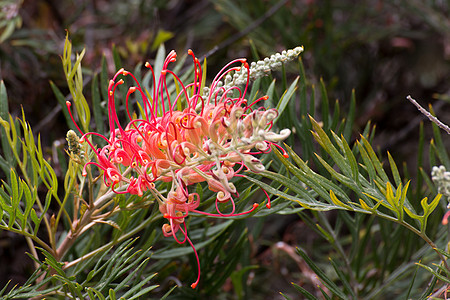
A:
[[67, 49, 293, 288]]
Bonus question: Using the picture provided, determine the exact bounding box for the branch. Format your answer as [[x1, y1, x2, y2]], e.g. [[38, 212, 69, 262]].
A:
[[407, 95, 450, 135]]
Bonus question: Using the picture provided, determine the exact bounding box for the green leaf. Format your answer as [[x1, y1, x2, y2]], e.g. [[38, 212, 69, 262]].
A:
[[159, 285, 177, 300], [0, 202, 3, 224], [86, 287, 106, 300], [153, 220, 234, 259], [0, 21, 15, 43], [280, 292, 293, 300], [388, 152, 402, 187], [29, 208, 39, 235], [343, 89, 356, 140], [298, 57, 308, 116], [100, 55, 109, 102], [264, 79, 276, 109], [329, 190, 353, 210], [248, 77, 261, 104], [291, 283, 317, 300], [68, 48, 86, 82], [0, 281, 11, 297], [21, 182, 33, 230], [359, 135, 389, 182], [247, 173, 338, 212], [0, 80, 8, 121], [416, 262, 450, 284], [309, 116, 351, 176], [329, 258, 356, 298], [108, 288, 117, 300], [275, 76, 299, 123], [319, 78, 330, 129], [339, 133, 359, 183], [296, 248, 347, 299], [41, 190, 52, 222], [151, 29, 174, 51], [331, 99, 340, 131], [429, 104, 450, 167], [122, 283, 158, 300], [8, 169, 18, 229], [230, 265, 259, 298], [50, 81, 75, 131], [91, 74, 105, 135]]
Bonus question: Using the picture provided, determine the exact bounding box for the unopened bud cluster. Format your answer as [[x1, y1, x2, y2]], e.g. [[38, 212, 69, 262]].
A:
[[203, 46, 304, 98], [432, 165, 450, 206], [66, 129, 82, 157]]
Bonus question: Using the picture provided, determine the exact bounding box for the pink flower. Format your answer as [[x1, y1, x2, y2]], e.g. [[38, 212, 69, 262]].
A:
[[67, 49, 291, 288]]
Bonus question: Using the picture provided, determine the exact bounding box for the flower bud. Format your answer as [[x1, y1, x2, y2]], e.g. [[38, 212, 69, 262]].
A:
[[66, 130, 82, 156]]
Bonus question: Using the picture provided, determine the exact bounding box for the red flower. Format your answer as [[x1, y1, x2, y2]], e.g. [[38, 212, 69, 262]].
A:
[[67, 49, 291, 288]]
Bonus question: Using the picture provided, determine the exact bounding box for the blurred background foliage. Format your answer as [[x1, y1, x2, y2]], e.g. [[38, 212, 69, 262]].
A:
[[2, 0, 450, 298], [3, 0, 450, 162]]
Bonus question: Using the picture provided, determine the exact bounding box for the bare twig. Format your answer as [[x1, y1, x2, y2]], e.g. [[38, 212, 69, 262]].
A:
[[407, 95, 450, 135]]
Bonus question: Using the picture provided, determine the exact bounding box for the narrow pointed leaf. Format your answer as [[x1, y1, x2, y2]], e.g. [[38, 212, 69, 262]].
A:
[[275, 77, 299, 123]]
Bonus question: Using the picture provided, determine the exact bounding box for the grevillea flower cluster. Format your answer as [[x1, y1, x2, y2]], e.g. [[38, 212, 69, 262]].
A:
[[67, 48, 297, 288]]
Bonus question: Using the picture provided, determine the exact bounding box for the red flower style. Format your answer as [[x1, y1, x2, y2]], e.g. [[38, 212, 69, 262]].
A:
[[67, 49, 291, 288]]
